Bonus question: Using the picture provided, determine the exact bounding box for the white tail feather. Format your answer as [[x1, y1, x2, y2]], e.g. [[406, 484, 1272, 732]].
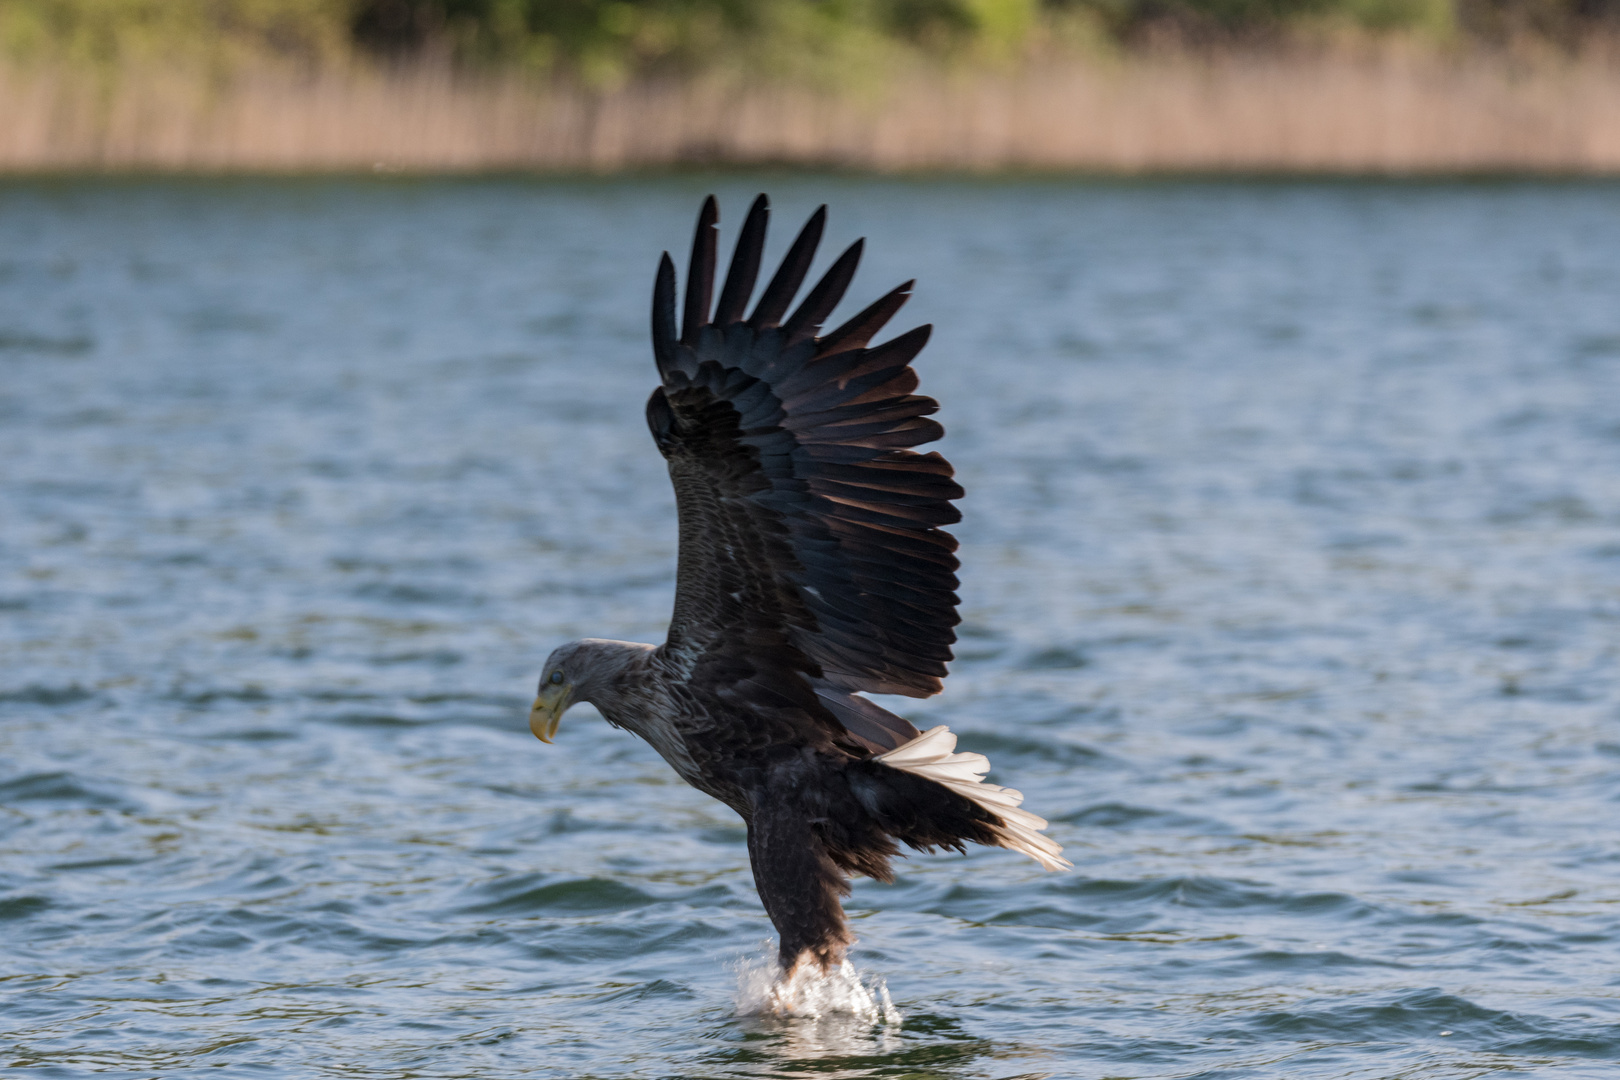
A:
[[873, 725, 1073, 871]]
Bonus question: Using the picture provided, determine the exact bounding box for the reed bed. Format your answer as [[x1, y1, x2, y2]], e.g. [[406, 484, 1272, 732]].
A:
[[4, 50, 1620, 173]]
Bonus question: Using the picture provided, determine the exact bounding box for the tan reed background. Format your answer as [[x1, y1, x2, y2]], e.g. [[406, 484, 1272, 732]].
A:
[[4, 51, 1620, 173]]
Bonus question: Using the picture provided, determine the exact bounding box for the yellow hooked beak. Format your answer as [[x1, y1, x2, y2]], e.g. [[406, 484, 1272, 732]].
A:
[[529, 684, 572, 744]]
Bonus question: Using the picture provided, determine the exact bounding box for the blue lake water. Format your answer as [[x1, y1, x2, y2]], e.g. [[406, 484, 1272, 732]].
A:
[[2, 176, 1619, 1078]]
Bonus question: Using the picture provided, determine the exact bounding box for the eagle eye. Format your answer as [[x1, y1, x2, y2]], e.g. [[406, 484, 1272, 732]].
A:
[[549, 671, 565, 685]]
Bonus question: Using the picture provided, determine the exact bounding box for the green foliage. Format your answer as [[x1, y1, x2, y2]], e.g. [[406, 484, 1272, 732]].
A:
[[0, 0, 351, 67], [0, 0, 1611, 78], [1049, 0, 1455, 40], [349, 0, 1042, 78], [1341, 0, 1453, 34]]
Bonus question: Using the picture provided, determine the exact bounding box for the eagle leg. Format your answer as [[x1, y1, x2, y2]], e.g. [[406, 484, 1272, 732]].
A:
[[746, 785, 854, 975]]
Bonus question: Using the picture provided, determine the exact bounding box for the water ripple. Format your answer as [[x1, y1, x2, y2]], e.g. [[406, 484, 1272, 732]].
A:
[[4, 176, 1620, 1078]]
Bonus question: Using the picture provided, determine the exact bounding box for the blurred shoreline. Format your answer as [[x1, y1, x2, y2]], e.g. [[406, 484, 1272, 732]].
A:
[[5, 50, 1620, 175]]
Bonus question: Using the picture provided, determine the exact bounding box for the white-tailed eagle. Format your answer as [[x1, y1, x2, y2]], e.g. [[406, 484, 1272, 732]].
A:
[[529, 195, 1068, 975]]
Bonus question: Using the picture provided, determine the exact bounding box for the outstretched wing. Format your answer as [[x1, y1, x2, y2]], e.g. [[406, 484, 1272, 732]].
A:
[[647, 194, 961, 709]]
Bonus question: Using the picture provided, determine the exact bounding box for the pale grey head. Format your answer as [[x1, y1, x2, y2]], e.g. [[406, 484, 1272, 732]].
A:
[[529, 638, 654, 742]]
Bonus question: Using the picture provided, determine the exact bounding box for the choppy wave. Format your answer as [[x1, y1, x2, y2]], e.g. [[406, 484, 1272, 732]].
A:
[[3, 177, 1620, 1077]]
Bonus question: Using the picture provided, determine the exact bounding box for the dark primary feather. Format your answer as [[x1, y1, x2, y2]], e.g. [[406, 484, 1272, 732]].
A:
[[782, 240, 863, 345], [749, 206, 826, 329], [817, 281, 915, 357], [681, 196, 718, 345], [649, 196, 962, 716], [714, 194, 769, 326]]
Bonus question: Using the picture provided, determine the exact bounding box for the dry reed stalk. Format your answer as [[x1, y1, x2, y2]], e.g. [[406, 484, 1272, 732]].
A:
[[3, 50, 1620, 173]]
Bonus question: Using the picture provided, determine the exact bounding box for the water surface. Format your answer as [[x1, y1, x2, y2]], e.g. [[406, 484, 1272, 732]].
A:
[[3, 176, 1620, 1078]]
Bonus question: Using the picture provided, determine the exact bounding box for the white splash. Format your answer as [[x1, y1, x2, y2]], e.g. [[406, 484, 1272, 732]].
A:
[[734, 951, 902, 1024]]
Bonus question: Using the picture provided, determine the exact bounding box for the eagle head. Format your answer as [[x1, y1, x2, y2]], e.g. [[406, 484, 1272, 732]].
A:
[[530, 638, 652, 743]]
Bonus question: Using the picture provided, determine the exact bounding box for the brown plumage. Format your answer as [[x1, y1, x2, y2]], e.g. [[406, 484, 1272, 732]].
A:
[[530, 195, 1069, 976]]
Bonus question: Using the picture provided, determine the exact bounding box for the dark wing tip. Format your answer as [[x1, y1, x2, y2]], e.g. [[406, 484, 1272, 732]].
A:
[[783, 238, 864, 346], [681, 196, 720, 346], [855, 322, 932, 371], [750, 204, 828, 330], [818, 279, 915, 358], [652, 251, 678, 374], [715, 193, 769, 326]]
